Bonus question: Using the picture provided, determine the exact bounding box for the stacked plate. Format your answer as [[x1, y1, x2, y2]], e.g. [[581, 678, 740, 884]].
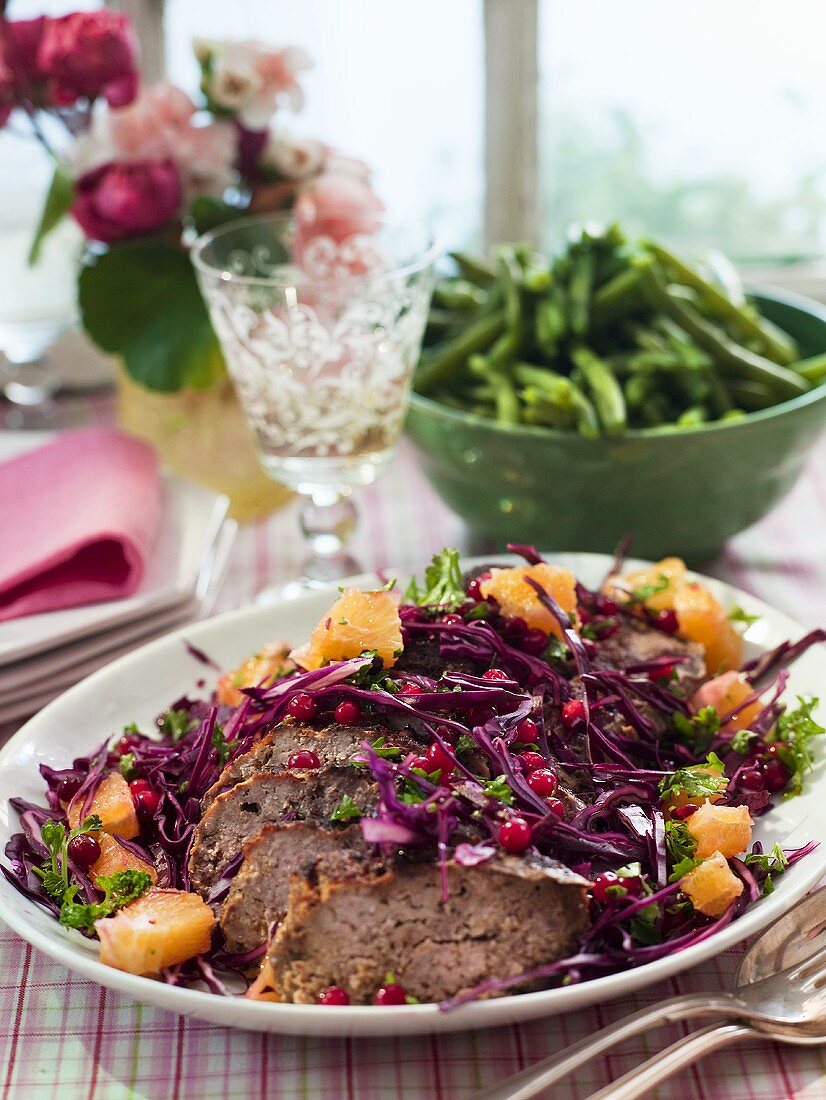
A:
[[0, 433, 236, 725]]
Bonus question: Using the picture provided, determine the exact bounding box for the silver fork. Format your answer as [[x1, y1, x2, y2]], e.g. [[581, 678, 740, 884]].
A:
[[475, 887, 826, 1100]]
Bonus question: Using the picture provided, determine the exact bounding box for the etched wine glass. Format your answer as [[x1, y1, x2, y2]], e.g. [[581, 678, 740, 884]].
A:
[[192, 210, 437, 594]]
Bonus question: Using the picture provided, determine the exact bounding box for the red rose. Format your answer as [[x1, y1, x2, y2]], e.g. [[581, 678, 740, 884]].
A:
[[71, 159, 182, 243], [0, 16, 46, 121], [37, 11, 139, 108]]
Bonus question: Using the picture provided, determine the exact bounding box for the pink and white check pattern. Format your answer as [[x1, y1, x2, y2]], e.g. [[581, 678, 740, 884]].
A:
[[2, 412, 826, 1099]]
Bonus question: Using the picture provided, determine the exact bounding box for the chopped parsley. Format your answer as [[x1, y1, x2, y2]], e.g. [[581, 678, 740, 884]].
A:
[[403, 548, 466, 611], [369, 736, 402, 761], [670, 706, 721, 755], [744, 843, 789, 896], [730, 728, 757, 755], [542, 635, 572, 667], [331, 795, 362, 822], [349, 651, 394, 692], [728, 605, 759, 626], [158, 708, 198, 742], [629, 574, 670, 604], [664, 819, 700, 881], [629, 902, 661, 946], [211, 724, 236, 767], [481, 775, 515, 805], [34, 816, 151, 933], [772, 696, 824, 798], [118, 752, 136, 779], [659, 752, 727, 804], [455, 733, 478, 757]]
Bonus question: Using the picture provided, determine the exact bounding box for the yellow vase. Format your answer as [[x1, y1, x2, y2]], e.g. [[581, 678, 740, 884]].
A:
[[116, 369, 292, 523]]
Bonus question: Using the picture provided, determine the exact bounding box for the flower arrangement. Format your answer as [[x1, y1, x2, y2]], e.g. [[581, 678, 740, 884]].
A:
[[0, 5, 383, 392]]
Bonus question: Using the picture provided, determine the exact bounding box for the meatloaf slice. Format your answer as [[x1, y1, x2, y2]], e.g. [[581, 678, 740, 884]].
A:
[[202, 720, 418, 809], [265, 853, 590, 1004], [219, 821, 382, 953], [188, 766, 378, 897], [594, 617, 705, 692]]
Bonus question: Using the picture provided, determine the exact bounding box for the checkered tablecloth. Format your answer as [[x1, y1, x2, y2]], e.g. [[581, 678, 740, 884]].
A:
[[2, 408, 826, 1099]]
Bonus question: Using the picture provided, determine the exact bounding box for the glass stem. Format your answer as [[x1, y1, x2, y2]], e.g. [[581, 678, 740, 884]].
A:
[[298, 487, 360, 583]]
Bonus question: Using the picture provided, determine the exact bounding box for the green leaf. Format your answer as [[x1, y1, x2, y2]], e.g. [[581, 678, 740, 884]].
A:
[[664, 819, 699, 881], [59, 869, 152, 934], [728, 605, 759, 626], [331, 794, 362, 822], [188, 195, 249, 237], [629, 573, 670, 604], [670, 706, 720, 755], [404, 549, 466, 610], [659, 752, 727, 803], [118, 753, 136, 779], [159, 708, 198, 743], [78, 238, 225, 393], [28, 164, 74, 266], [745, 843, 789, 896], [773, 695, 824, 798], [481, 775, 515, 805]]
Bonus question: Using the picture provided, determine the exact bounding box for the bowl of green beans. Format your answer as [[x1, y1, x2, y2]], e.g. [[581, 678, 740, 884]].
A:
[[406, 226, 826, 563]]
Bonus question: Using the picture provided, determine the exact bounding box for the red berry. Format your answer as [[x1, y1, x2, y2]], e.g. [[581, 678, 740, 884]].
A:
[[561, 699, 586, 728], [442, 613, 463, 626], [650, 662, 675, 681], [764, 742, 784, 758], [502, 616, 528, 642], [655, 609, 679, 635], [761, 759, 790, 793], [621, 875, 643, 897], [545, 797, 566, 819], [317, 986, 350, 1005], [288, 750, 321, 770], [597, 597, 619, 616], [738, 768, 766, 792], [498, 817, 532, 853], [482, 668, 509, 682], [591, 871, 621, 904], [398, 683, 421, 696], [287, 692, 317, 721], [425, 741, 454, 776], [466, 576, 486, 601], [519, 751, 546, 771], [334, 701, 361, 725], [520, 628, 548, 655], [374, 982, 407, 1006], [526, 768, 558, 797], [56, 775, 82, 803], [407, 755, 430, 773], [67, 833, 101, 871], [133, 788, 161, 821], [671, 803, 699, 819], [514, 717, 539, 744], [129, 778, 152, 797]]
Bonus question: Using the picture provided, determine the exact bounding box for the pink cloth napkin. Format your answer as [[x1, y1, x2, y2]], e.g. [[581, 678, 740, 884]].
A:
[[0, 428, 162, 622]]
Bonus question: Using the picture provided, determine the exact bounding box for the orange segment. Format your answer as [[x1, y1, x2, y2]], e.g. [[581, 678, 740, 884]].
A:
[[691, 671, 761, 731], [91, 833, 157, 885], [674, 584, 742, 674], [479, 563, 577, 640], [291, 588, 403, 671], [67, 773, 139, 840], [96, 888, 215, 975], [681, 851, 744, 917], [217, 641, 295, 707], [687, 802, 752, 860], [603, 557, 686, 612]]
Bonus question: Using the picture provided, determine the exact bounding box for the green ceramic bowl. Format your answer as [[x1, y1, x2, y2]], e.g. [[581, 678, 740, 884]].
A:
[[406, 287, 826, 564]]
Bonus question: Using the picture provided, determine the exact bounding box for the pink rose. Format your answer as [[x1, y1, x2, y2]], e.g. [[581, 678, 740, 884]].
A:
[[295, 169, 384, 243], [37, 11, 139, 108], [71, 159, 181, 243]]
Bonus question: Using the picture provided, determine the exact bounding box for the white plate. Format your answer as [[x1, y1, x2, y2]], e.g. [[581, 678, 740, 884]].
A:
[[0, 553, 824, 1037], [0, 452, 230, 667]]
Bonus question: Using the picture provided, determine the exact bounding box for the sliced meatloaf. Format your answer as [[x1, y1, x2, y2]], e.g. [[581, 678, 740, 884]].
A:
[[594, 617, 705, 692], [264, 853, 590, 1004], [219, 821, 382, 954], [188, 766, 378, 897], [202, 720, 418, 809]]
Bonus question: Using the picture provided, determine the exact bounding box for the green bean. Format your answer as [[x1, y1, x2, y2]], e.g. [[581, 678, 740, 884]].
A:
[[448, 251, 497, 286], [496, 246, 524, 333], [568, 250, 595, 336], [415, 310, 505, 394], [433, 280, 488, 311], [725, 378, 778, 411], [570, 347, 627, 435], [535, 287, 567, 355], [520, 387, 577, 430], [492, 375, 521, 424], [792, 352, 826, 384], [643, 240, 799, 365], [514, 363, 599, 437], [677, 406, 709, 427], [639, 265, 809, 401], [591, 257, 654, 326]]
